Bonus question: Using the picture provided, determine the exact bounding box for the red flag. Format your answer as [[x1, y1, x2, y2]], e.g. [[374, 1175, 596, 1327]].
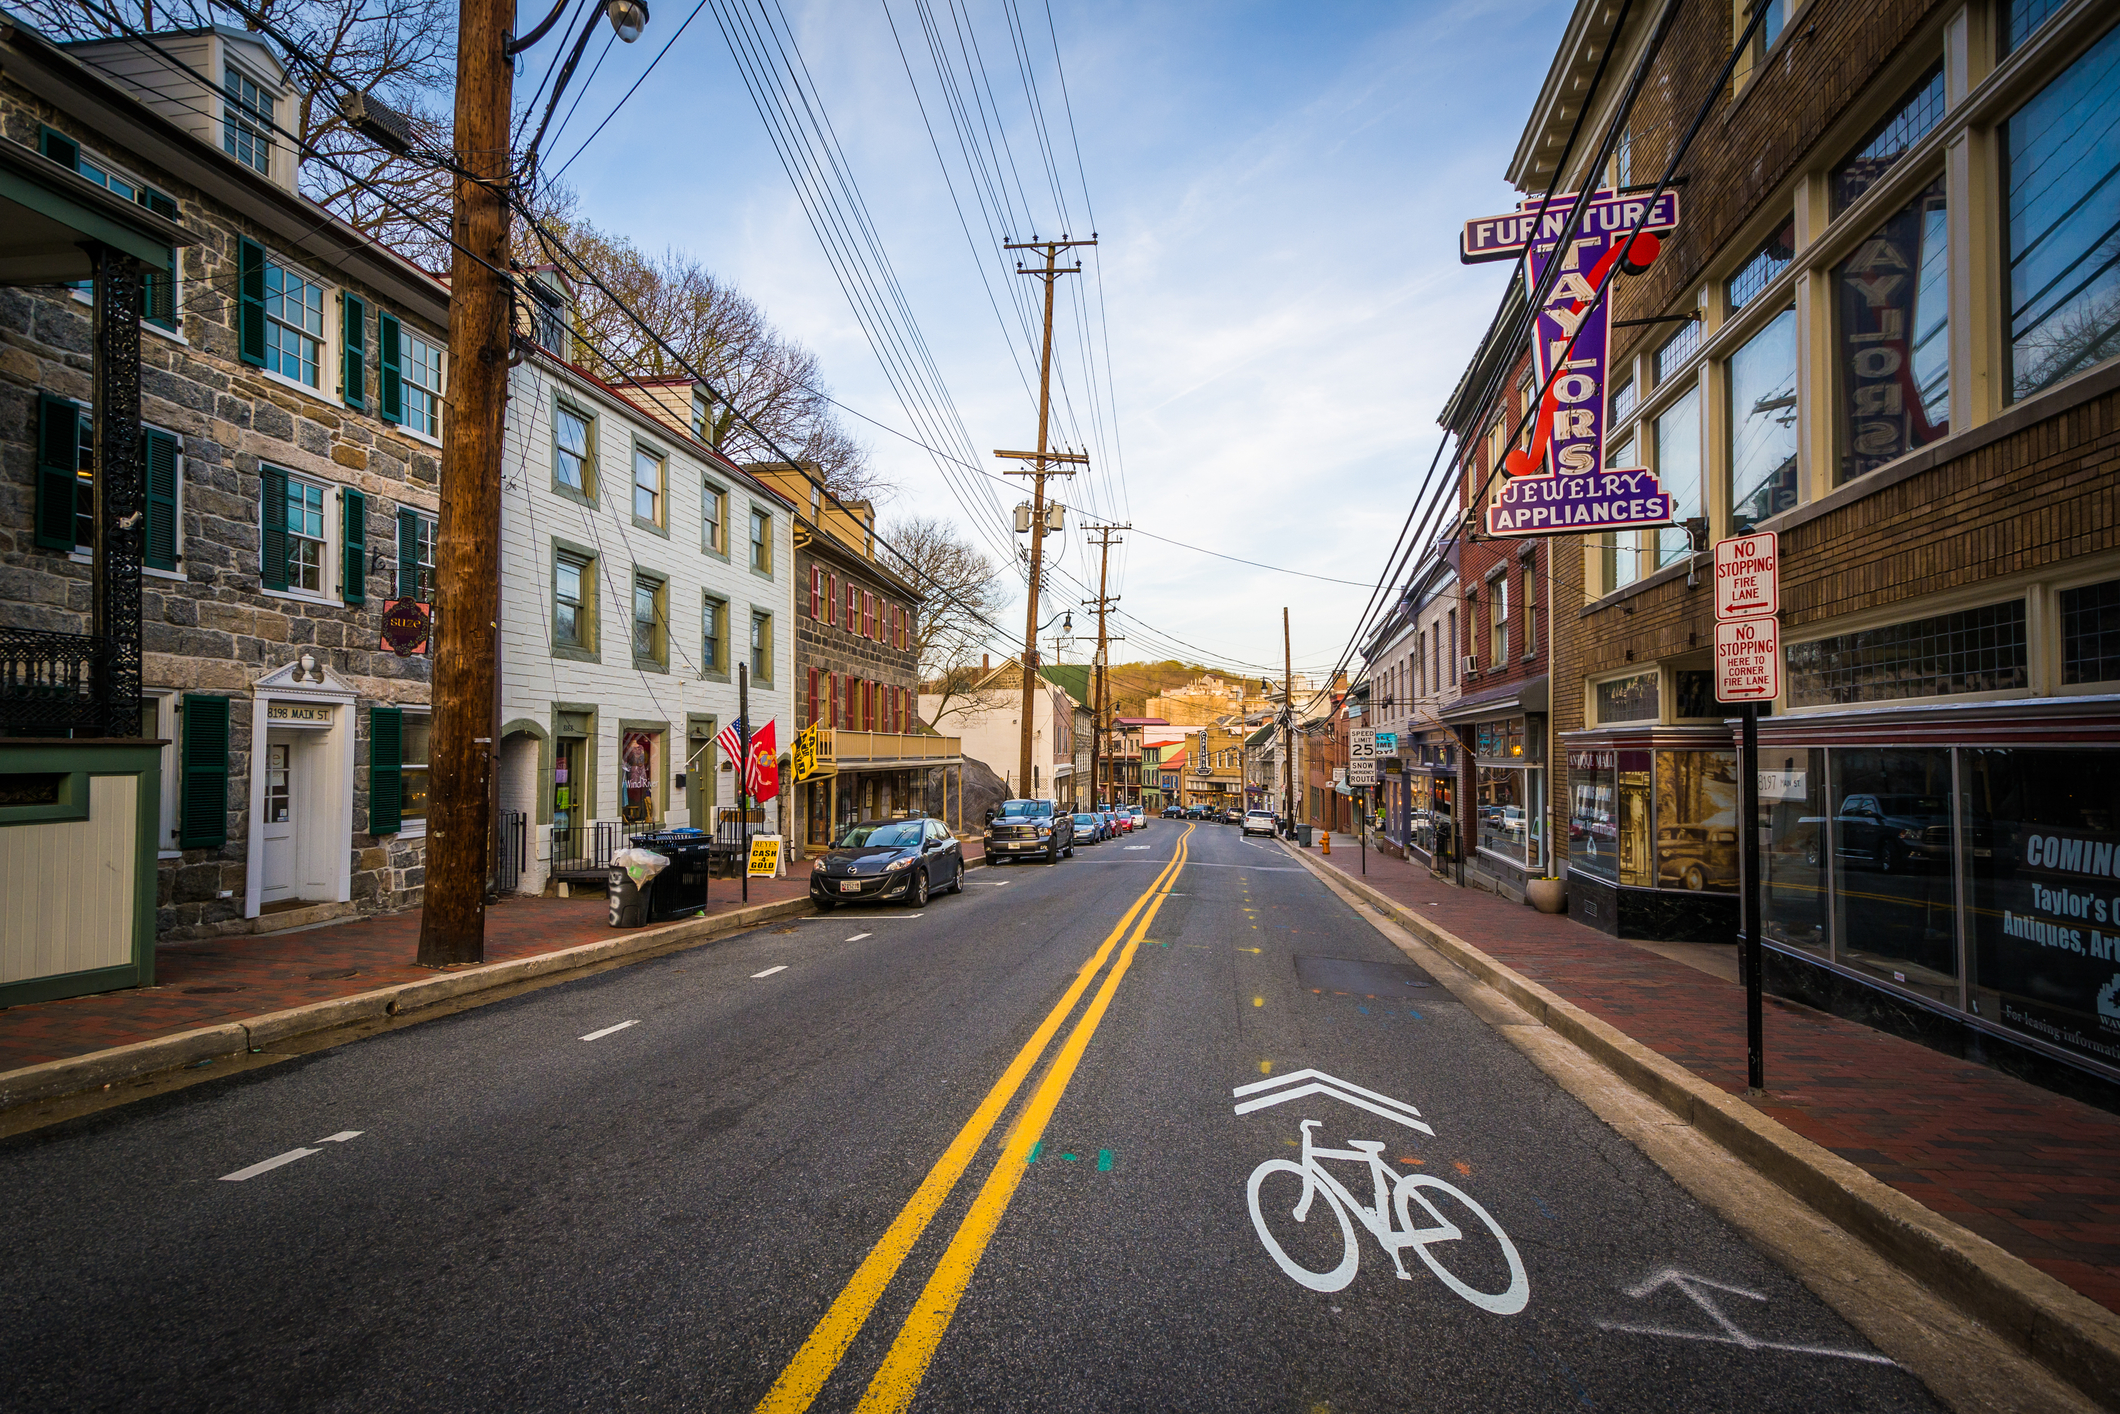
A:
[[747, 719, 779, 799]]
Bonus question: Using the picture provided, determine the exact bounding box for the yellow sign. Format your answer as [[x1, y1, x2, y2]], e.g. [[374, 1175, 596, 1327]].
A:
[[748, 835, 783, 878], [794, 725, 831, 781]]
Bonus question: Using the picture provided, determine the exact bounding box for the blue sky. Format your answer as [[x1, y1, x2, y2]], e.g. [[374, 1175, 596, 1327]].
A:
[[535, 0, 1568, 681]]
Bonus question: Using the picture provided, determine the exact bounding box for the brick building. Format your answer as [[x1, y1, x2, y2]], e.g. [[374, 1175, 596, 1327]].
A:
[[1497, 0, 2120, 1087], [2, 22, 447, 941]]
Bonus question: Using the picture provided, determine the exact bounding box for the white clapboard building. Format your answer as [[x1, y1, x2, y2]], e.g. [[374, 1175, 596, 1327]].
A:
[[497, 321, 796, 894]]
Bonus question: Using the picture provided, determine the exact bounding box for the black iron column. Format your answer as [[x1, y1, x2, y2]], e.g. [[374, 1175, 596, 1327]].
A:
[[89, 243, 145, 739]]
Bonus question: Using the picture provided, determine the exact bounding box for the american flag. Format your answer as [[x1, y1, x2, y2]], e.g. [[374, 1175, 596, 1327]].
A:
[[715, 717, 746, 790]]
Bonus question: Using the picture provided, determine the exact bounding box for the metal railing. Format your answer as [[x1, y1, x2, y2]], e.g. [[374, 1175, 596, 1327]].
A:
[[494, 810, 527, 893], [816, 729, 962, 769], [550, 819, 626, 877], [0, 628, 106, 735]]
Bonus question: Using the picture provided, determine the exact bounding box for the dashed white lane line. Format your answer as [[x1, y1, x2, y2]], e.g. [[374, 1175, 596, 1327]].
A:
[[220, 1130, 363, 1182], [844, 933, 873, 942], [752, 965, 789, 978], [579, 1020, 640, 1041]]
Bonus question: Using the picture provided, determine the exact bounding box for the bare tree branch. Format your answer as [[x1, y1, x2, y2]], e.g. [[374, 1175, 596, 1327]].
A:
[[882, 516, 1006, 728]]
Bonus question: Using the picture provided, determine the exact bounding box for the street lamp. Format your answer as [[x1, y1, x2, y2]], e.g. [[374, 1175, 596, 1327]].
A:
[[605, 0, 651, 42]]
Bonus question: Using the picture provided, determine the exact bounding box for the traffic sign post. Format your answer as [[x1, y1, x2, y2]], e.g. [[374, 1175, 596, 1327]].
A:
[[1712, 532, 1780, 1095]]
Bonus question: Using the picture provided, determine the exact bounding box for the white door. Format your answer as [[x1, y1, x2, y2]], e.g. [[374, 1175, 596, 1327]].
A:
[[262, 733, 297, 903]]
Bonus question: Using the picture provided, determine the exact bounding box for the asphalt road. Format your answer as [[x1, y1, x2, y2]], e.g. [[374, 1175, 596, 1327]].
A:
[[0, 822, 1944, 1412]]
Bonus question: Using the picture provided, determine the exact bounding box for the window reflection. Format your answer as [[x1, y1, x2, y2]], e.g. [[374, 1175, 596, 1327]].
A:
[[1761, 750, 1829, 956], [1829, 748, 1959, 1001], [1836, 176, 1949, 483], [1728, 308, 1800, 532]]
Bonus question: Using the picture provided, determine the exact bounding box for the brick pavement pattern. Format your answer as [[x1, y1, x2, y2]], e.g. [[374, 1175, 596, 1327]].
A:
[[1304, 841, 2120, 1317]]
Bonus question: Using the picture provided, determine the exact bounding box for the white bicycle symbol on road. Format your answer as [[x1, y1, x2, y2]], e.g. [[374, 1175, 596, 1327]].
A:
[[1247, 1118, 1530, 1315]]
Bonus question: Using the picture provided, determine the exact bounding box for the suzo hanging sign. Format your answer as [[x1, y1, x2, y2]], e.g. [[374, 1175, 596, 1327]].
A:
[[1461, 189, 1684, 540]]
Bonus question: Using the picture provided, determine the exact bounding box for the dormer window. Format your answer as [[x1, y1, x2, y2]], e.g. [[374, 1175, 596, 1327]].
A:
[[224, 66, 274, 173]]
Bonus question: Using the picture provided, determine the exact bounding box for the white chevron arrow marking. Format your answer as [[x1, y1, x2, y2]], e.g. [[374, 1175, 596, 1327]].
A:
[[1231, 1068, 1435, 1134]]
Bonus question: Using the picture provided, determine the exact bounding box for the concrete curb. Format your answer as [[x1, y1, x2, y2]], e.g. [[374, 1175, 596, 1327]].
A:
[[1281, 842, 2120, 1408], [0, 892, 818, 1112]]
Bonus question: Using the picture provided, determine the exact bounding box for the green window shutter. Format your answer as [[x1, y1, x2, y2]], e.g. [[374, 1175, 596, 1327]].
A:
[[179, 694, 230, 848], [342, 487, 367, 604], [378, 311, 402, 424], [39, 125, 80, 171], [341, 292, 367, 408], [144, 429, 179, 571], [238, 237, 267, 366], [142, 255, 177, 330], [397, 508, 420, 600], [34, 395, 81, 551], [260, 464, 289, 591], [370, 706, 403, 835]]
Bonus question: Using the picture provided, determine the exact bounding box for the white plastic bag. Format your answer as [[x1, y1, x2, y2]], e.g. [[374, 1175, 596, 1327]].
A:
[[610, 847, 671, 885]]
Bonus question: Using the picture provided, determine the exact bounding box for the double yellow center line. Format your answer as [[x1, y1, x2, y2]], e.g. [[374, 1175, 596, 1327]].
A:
[[757, 825, 1194, 1414]]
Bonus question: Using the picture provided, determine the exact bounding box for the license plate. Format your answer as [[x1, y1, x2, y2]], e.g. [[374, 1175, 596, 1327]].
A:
[[1974, 848, 1992, 858], [838, 881, 861, 893]]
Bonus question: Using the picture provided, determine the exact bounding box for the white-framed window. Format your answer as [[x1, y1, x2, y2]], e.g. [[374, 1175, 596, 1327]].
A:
[[401, 711, 432, 830], [223, 66, 274, 174], [264, 258, 325, 387], [702, 478, 727, 553], [554, 400, 594, 497], [633, 444, 664, 527], [286, 475, 328, 593], [402, 331, 444, 438]]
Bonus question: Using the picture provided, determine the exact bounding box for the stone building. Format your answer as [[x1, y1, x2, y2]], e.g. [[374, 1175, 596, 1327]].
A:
[[1498, 0, 2120, 1088], [1, 21, 446, 939]]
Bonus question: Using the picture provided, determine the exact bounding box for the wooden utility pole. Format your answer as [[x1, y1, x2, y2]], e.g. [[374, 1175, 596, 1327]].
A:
[[1082, 523, 1127, 808], [1283, 607, 1295, 835], [419, 0, 512, 966], [998, 236, 1095, 798]]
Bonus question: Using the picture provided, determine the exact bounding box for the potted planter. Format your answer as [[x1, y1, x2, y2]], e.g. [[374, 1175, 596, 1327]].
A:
[[1525, 876, 1566, 914]]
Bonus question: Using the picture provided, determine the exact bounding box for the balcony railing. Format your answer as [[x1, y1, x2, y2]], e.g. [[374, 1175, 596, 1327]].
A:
[[0, 628, 106, 735], [814, 729, 962, 772]]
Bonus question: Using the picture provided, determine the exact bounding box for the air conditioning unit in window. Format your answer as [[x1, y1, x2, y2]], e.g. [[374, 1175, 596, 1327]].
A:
[[1460, 655, 1478, 676]]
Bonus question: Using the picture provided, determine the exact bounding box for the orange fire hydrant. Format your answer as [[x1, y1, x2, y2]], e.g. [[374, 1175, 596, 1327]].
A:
[[1321, 830, 1332, 855]]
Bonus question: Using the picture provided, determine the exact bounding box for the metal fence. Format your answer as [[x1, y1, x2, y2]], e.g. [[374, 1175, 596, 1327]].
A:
[[550, 819, 626, 877], [0, 627, 105, 735], [494, 810, 527, 894]]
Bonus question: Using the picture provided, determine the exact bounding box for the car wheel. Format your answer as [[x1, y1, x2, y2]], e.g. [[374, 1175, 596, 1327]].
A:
[[913, 869, 930, 906], [1682, 864, 1705, 892], [1046, 843, 1059, 864], [1878, 844, 1897, 874], [1065, 840, 1075, 858], [949, 859, 965, 893]]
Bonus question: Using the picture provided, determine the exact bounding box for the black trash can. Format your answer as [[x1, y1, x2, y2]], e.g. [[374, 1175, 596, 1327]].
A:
[[608, 866, 648, 928], [630, 830, 715, 921]]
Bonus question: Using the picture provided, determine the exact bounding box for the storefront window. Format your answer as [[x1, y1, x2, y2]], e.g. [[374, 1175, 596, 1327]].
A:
[[1961, 748, 2120, 1070], [1477, 765, 1529, 865], [1568, 751, 1617, 882], [1653, 750, 1739, 892], [622, 729, 658, 824], [1836, 175, 1949, 483], [1616, 751, 1652, 887], [1787, 600, 2027, 707], [1761, 750, 1828, 956], [1727, 307, 1799, 532], [2003, 23, 2120, 402], [2062, 578, 2120, 685], [1829, 748, 1958, 1002]]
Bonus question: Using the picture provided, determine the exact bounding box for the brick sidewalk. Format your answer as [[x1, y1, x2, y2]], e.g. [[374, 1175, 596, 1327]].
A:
[[0, 844, 938, 1074], [1301, 838, 2120, 1316]]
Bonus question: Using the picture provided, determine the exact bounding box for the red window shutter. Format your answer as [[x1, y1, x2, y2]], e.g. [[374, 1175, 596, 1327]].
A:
[[861, 591, 873, 639], [808, 666, 819, 726], [827, 574, 837, 625], [809, 567, 820, 619], [846, 582, 856, 630], [832, 673, 842, 728]]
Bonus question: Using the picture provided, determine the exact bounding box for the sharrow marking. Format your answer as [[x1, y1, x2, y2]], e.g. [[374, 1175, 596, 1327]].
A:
[[1595, 1270, 1895, 1364], [845, 933, 873, 943], [221, 1147, 322, 1182], [753, 965, 789, 978], [580, 1020, 641, 1041], [318, 1131, 362, 1143]]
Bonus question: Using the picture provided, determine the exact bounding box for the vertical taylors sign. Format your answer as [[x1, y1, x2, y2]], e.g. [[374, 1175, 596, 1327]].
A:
[[1461, 190, 1683, 539], [1836, 183, 1949, 480]]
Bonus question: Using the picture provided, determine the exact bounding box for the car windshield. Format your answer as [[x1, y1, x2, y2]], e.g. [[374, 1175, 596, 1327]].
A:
[[1072, 814, 1097, 826], [1247, 811, 1272, 818], [836, 821, 924, 848], [998, 799, 1052, 818]]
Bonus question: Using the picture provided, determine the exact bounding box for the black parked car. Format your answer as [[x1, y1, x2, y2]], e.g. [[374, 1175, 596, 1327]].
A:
[[983, 798, 1075, 863], [1162, 805, 1182, 819], [811, 817, 964, 908]]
